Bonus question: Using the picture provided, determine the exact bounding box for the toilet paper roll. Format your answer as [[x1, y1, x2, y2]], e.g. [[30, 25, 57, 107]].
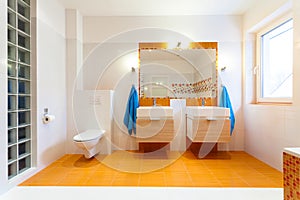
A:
[[43, 114, 55, 124]]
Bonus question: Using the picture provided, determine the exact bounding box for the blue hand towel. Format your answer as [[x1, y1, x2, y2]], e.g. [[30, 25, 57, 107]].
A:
[[220, 86, 235, 135], [123, 85, 139, 135]]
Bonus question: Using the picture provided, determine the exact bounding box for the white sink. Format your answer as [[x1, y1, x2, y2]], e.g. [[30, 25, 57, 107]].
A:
[[137, 106, 173, 119], [186, 106, 230, 118]]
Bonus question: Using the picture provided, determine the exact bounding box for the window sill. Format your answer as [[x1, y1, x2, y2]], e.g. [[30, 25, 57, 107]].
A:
[[249, 102, 293, 106]]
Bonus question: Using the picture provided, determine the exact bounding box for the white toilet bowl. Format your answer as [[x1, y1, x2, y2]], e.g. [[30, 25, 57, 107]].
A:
[[73, 129, 105, 159]]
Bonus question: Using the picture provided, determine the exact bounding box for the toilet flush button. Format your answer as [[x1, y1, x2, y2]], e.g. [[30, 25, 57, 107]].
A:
[[89, 95, 102, 105]]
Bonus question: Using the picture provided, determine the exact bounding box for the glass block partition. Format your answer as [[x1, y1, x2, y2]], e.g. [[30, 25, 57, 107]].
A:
[[7, 0, 31, 179]]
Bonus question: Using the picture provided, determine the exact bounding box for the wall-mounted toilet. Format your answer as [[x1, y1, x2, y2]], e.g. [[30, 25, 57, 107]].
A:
[[73, 129, 105, 159]]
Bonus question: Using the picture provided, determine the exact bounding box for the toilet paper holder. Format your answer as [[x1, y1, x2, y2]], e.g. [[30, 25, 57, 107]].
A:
[[43, 108, 55, 124]]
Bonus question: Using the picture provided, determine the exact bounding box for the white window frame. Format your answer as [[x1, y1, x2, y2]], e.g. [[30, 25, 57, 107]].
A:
[[256, 14, 293, 103]]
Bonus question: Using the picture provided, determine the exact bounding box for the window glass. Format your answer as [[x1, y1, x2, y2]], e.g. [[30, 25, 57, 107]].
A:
[[259, 19, 293, 102]]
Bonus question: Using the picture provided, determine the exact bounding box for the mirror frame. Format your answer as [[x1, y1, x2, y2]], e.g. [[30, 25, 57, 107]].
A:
[[138, 42, 218, 106]]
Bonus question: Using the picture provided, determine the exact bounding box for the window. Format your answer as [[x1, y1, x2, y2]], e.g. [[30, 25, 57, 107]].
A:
[[7, 0, 32, 179], [257, 17, 293, 103]]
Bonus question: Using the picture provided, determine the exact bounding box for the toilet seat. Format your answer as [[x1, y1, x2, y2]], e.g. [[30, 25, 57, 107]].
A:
[[73, 129, 105, 142]]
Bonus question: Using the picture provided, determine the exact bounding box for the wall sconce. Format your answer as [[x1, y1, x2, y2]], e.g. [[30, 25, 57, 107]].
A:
[[221, 66, 227, 72]]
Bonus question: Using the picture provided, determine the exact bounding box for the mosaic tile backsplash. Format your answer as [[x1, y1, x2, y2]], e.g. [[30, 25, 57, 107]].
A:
[[171, 77, 217, 97], [283, 152, 300, 200]]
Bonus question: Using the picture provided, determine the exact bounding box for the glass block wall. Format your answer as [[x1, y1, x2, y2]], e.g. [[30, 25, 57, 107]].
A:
[[7, 0, 31, 179]]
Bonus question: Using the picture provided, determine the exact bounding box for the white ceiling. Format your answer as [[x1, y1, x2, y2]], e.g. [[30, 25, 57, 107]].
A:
[[57, 0, 259, 16]]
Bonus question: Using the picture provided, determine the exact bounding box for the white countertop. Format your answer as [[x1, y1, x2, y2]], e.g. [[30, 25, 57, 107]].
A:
[[186, 106, 230, 118], [284, 147, 300, 158], [137, 106, 173, 119]]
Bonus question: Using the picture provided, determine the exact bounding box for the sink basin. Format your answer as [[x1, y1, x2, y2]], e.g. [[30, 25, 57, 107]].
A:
[[137, 106, 173, 119], [186, 106, 230, 118]]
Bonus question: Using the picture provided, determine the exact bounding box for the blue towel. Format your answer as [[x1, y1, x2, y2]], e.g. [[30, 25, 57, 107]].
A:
[[123, 85, 139, 135], [219, 86, 235, 135]]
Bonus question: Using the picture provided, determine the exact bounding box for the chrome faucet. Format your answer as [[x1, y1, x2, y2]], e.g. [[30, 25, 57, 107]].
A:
[[201, 98, 206, 106], [153, 98, 156, 106]]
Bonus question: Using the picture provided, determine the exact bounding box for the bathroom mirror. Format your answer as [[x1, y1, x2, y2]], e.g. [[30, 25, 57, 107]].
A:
[[139, 42, 218, 101]]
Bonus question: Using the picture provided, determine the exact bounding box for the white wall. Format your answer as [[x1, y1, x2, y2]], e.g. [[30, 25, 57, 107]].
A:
[[243, 0, 300, 171], [35, 0, 66, 169], [80, 15, 244, 151]]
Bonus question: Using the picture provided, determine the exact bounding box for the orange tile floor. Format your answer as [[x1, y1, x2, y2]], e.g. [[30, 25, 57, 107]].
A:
[[20, 150, 283, 187]]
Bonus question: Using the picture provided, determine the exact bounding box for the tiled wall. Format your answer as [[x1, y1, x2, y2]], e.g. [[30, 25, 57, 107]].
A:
[[283, 152, 300, 200], [171, 77, 217, 97]]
